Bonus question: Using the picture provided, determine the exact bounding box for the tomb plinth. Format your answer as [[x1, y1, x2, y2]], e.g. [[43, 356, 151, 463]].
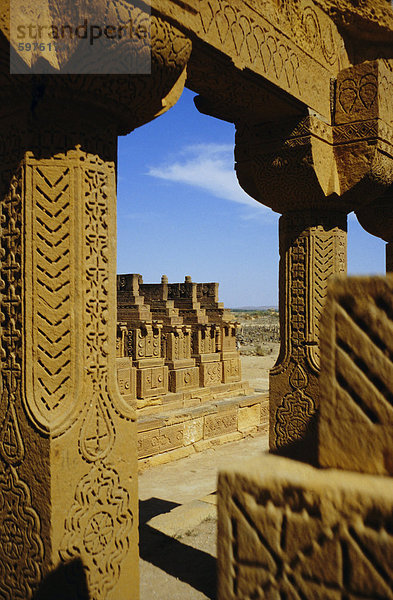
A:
[[117, 274, 168, 406], [140, 276, 199, 393], [117, 275, 251, 402], [197, 282, 241, 384], [168, 278, 222, 387]]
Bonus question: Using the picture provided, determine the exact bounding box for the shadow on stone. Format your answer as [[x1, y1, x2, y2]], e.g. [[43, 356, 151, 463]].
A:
[[33, 558, 89, 600], [139, 498, 217, 599], [139, 496, 180, 523], [272, 411, 320, 466]]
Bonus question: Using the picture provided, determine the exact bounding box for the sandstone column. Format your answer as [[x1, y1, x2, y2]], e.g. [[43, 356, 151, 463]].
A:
[[234, 58, 393, 461], [270, 210, 347, 460], [0, 5, 191, 594], [0, 106, 140, 599], [235, 116, 351, 462]]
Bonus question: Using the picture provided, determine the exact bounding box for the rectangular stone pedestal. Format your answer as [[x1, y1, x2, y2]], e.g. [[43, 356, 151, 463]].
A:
[[222, 353, 241, 383], [169, 366, 199, 392], [136, 365, 168, 399], [218, 453, 393, 600], [199, 360, 222, 387]]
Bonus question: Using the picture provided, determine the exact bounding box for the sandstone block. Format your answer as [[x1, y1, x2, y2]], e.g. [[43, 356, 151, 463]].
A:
[[183, 417, 204, 445], [218, 453, 393, 600], [222, 356, 242, 383], [116, 357, 136, 405], [200, 361, 223, 387], [238, 404, 260, 431], [138, 429, 160, 459], [137, 423, 184, 459], [136, 365, 168, 399], [204, 410, 237, 439], [319, 275, 393, 474], [159, 423, 184, 453], [169, 366, 199, 392]]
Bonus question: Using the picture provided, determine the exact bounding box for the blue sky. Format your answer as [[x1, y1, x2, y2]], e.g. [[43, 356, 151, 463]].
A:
[[117, 87, 385, 308]]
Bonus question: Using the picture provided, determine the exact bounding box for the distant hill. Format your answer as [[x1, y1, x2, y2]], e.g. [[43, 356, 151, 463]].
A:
[[231, 306, 278, 311]]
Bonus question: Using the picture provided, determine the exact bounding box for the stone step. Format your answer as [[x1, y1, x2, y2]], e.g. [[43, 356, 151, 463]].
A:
[[136, 380, 254, 414], [137, 391, 269, 471]]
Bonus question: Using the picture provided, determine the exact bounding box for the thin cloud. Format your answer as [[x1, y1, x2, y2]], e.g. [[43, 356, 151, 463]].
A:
[[147, 143, 270, 213]]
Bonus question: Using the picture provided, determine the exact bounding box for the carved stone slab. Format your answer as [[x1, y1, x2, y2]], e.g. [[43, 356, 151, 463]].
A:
[[116, 357, 136, 406], [218, 453, 393, 600], [205, 410, 237, 438], [200, 361, 223, 387], [319, 275, 393, 475], [169, 366, 199, 392], [222, 356, 241, 383], [136, 365, 168, 399]]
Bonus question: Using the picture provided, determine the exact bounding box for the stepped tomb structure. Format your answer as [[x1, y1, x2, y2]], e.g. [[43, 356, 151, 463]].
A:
[[116, 274, 268, 468], [2, 0, 393, 598]]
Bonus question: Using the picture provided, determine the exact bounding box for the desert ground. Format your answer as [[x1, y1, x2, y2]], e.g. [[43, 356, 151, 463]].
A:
[[139, 345, 279, 599]]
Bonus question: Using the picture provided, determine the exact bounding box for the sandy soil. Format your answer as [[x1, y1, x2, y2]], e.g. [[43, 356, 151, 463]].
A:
[[139, 354, 276, 599], [240, 344, 279, 391], [139, 435, 269, 600]]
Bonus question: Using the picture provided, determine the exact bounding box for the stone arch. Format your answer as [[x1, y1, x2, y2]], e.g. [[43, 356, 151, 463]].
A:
[[1, 0, 393, 597]]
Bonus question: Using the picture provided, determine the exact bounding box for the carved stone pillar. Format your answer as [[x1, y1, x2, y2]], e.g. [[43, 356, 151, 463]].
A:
[[233, 58, 393, 461], [270, 210, 347, 462], [0, 107, 141, 598], [0, 6, 192, 593]]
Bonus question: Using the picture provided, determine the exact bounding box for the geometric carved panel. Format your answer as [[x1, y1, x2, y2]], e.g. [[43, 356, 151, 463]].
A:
[[60, 461, 133, 600], [0, 460, 44, 600], [218, 453, 393, 600], [319, 275, 393, 475]]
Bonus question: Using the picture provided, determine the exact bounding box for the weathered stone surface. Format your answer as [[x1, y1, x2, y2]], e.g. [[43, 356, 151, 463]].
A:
[[200, 361, 222, 387], [138, 429, 161, 459], [205, 410, 237, 439], [0, 113, 139, 597], [319, 275, 393, 475], [269, 210, 347, 463], [159, 423, 184, 453], [222, 355, 241, 383], [183, 417, 204, 445], [138, 423, 183, 458], [116, 357, 137, 407], [218, 453, 393, 600], [137, 365, 168, 399], [169, 366, 199, 392], [238, 404, 260, 432]]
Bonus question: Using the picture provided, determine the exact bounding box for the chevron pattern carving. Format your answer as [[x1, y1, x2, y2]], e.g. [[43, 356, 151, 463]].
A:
[[34, 166, 72, 414], [310, 226, 347, 369], [312, 231, 334, 365]]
